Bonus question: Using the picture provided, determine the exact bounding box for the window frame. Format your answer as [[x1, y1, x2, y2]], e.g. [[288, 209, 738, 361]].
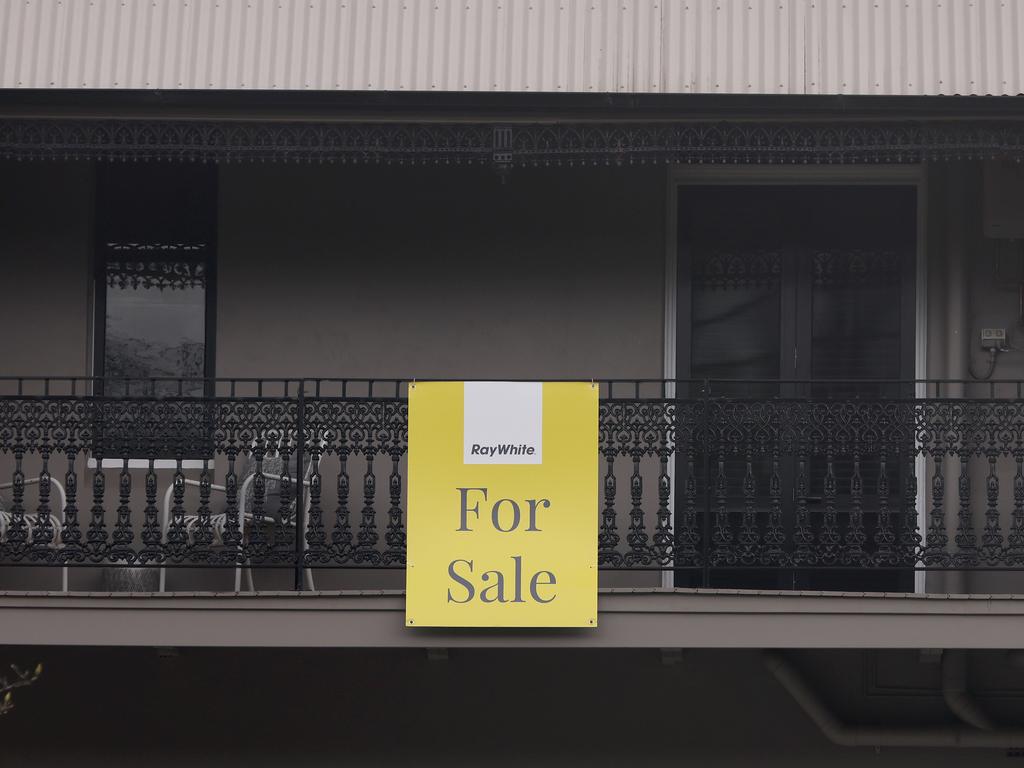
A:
[[667, 168, 924, 594], [92, 166, 219, 397], [92, 249, 218, 396], [90, 166, 219, 467]]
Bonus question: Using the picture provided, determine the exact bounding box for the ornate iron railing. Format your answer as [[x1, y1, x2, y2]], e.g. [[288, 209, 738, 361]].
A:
[[2, 377, 1024, 591]]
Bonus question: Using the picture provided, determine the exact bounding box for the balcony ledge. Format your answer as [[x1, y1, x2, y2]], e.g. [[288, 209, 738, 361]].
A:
[[1, 588, 1023, 649]]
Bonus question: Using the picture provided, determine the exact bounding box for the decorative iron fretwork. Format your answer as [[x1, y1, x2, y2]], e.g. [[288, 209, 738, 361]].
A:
[[693, 250, 782, 289], [105, 249, 208, 291], [2, 377, 1024, 587], [3, 118, 1024, 166], [812, 249, 901, 286]]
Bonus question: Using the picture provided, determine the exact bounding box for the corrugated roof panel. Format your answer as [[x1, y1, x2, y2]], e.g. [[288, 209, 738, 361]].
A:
[[1, 0, 1022, 95], [805, 0, 1024, 97]]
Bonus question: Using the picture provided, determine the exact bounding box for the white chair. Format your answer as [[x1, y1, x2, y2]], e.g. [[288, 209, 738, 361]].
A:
[[159, 448, 319, 592], [0, 476, 69, 592]]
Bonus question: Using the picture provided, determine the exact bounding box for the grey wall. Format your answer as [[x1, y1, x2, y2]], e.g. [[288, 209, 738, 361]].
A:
[[0, 163, 93, 591], [0, 161, 667, 381], [926, 161, 1024, 386], [216, 164, 666, 380], [0, 162, 93, 378], [923, 163, 1024, 594], [964, 168, 1024, 383]]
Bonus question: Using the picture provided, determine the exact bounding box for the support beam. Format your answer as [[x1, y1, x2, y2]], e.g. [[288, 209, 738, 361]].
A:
[[3, 589, 1024, 648]]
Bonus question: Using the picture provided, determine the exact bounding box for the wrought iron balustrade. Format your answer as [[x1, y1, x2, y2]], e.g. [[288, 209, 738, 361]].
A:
[[1, 377, 1024, 591]]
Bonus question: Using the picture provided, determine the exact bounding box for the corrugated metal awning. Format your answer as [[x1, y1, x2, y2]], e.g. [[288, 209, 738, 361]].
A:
[[1, 0, 1022, 97]]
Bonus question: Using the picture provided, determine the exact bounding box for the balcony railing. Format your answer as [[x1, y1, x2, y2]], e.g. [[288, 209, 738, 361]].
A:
[[2, 377, 1024, 592]]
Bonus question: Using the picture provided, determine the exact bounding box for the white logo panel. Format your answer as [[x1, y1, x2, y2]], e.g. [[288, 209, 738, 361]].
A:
[[463, 382, 542, 464]]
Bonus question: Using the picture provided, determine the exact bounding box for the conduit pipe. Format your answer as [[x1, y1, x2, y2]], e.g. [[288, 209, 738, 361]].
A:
[[763, 652, 1024, 749], [942, 650, 994, 732]]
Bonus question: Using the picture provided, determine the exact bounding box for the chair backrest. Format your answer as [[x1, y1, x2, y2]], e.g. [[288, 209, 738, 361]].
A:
[[240, 443, 317, 519]]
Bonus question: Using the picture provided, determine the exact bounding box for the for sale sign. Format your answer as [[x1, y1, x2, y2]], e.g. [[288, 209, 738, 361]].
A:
[[406, 381, 598, 628]]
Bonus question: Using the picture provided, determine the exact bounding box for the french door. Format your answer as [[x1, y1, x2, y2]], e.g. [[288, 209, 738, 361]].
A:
[[676, 184, 917, 591]]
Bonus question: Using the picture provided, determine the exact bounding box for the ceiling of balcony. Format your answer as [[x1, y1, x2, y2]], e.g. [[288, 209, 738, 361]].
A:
[[1, 0, 1022, 97]]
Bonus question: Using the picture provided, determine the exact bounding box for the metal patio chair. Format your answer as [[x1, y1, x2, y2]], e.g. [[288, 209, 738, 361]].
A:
[[0, 476, 69, 592], [159, 442, 319, 592]]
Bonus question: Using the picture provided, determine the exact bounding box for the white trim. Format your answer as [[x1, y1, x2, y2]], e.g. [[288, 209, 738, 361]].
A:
[[665, 164, 928, 593], [913, 166, 930, 595], [661, 171, 679, 589], [87, 458, 208, 470]]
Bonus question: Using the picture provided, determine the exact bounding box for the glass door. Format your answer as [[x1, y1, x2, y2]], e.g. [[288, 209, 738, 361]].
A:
[[676, 184, 916, 591]]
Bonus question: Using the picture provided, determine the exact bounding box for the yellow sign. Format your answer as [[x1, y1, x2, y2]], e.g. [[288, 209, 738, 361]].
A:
[[406, 381, 598, 628]]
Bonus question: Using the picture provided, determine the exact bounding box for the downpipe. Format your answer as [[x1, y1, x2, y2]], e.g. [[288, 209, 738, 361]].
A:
[[763, 651, 1024, 749], [942, 650, 994, 732]]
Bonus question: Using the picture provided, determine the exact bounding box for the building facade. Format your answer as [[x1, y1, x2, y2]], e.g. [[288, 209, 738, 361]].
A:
[[2, 0, 1024, 764]]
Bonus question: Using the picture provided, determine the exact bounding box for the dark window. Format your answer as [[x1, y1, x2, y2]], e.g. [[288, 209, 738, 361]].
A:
[[103, 251, 208, 398], [94, 164, 217, 398], [92, 164, 218, 459]]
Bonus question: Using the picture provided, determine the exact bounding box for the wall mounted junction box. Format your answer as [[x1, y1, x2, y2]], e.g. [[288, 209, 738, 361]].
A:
[[981, 328, 1008, 350]]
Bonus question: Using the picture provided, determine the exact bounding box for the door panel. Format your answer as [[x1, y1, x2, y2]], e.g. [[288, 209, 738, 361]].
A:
[[810, 251, 904, 382], [677, 184, 916, 591], [690, 249, 782, 396]]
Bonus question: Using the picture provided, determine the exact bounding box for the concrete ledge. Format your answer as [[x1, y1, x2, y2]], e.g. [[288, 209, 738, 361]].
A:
[[1, 588, 1022, 648]]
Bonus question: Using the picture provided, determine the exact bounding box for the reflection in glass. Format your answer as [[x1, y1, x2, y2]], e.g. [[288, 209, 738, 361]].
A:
[[103, 259, 206, 398]]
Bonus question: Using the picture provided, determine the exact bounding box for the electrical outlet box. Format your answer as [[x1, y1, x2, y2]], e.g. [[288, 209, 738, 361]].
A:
[[981, 328, 1007, 350]]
